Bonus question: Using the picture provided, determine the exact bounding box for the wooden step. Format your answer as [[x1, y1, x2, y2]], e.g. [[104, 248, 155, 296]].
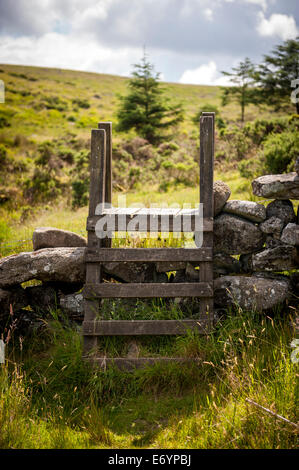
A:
[[82, 319, 210, 336], [87, 213, 213, 233], [85, 247, 212, 263], [83, 282, 213, 299], [83, 356, 201, 370]]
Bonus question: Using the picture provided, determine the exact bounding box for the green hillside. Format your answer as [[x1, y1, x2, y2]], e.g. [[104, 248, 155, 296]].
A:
[[0, 63, 278, 142]]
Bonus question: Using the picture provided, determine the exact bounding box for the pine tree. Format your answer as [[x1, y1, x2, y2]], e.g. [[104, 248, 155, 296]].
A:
[[255, 37, 299, 114], [221, 58, 258, 122], [116, 53, 183, 143]]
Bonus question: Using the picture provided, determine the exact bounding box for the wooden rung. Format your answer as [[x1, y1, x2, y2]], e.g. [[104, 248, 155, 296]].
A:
[[82, 319, 210, 336], [83, 356, 201, 370], [85, 247, 212, 263], [86, 215, 213, 232], [83, 282, 213, 298]]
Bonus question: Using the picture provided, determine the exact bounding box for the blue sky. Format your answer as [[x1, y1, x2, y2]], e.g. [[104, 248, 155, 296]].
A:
[[0, 0, 298, 84]]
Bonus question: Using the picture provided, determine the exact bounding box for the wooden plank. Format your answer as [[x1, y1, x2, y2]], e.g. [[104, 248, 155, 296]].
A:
[[84, 129, 106, 355], [199, 113, 214, 325], [98, 122, 112, 205], [83, 282, 213, 299], [84, 356, 201, 370], [89, 129, 106, 217], [95, 207, 201, 216], [86, 214, 213, 232], [83, 319, 210, 335], [85, 247, 212, 263], [83, 232, 101, 356], [98, 122, 112, 248]]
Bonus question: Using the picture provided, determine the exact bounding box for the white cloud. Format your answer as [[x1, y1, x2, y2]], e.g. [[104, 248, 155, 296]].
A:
[[179, 61, 232, 85], [257, 12, 298, 40], [203, 8, 213, 21], [0, 33, 141, 76]]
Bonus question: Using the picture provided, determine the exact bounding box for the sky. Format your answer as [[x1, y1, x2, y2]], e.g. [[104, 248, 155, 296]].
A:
[[0, 0, 298, 85]]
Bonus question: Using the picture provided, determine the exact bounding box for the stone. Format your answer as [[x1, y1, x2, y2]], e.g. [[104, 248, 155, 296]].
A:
[[223, 200, 266, 223], [295, 157, 299, 176], [213, 181, 231, 216], [103, 262, 162, 283], [156, 261, 186, 273], [260, 216, 284, 235], [59, 292, 84, 319], [252, 245, 298, 271], [214, 214, 264, 254], [265, 236, 283, 249], [172, 269, 191, 283], [290, 272, 299, 297], [26, 285, 58, 312], [0, 247, 86, 288], [266, 200, 296, 226], [213, 253, 241, 273], [281, 223, 299, 246], [214, 275, 289, 310], [126, 341, 140, 358], [0, 247, 165, 288], [239, 254, 253, 273], [252, 172, 299, 199], [33, 227, 86, 250], [0, 287, 27, 323]]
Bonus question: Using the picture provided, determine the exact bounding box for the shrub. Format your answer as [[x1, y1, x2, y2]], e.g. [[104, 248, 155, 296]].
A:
[[243, 117, 289, 145], [72, 98, 90, 109], [262, 130, 299, 174], [0, 144, 8, 165], [23, 168, 63, 203], [72, 180, 89, 208], [41, 96, 68, 112]]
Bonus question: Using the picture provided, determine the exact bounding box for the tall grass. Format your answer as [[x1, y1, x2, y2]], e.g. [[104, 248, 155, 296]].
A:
[[0, 306, 297, 449]]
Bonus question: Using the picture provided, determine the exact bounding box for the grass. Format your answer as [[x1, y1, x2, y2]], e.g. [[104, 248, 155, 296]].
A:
[[0, 307, 298, 449]]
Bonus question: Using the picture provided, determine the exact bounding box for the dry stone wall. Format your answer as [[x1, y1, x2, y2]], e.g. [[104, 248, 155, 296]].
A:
[[0, 171, 298, 328]]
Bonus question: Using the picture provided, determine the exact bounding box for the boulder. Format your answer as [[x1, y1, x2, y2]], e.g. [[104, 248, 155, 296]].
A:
[[214, 253, 241, 273], [214, 275, 289, 310], [59, 292, 84, 319], [33, 227, 86, 250], [252, 172, 299, 199], [223, 200, 266, 223], [265, 237, 283, 249], [0, 247, 165, 288], [0, 247, 86, 288], [214, 214, 264, 254], [156, 261, 186, 273], [280, 223, 299, 246], [252, 245, 298, 271], [239, 254, 253, 273], [0, 286, 27, 323], [260, 216, 284, 236], [213, 181, 231, 216], [266, 200, 296, 226], [26, 285, 58, 312], [103, 262, 165, 283]]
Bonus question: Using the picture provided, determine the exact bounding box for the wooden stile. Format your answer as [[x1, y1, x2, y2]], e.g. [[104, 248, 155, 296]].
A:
[[82, 115, 215, 369]]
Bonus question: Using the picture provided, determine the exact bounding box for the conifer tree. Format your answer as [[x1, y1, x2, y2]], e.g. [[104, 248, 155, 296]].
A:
[[116, 53, 183, 143], [256, 37, 299, 113], [221, 58, 258, 122]]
